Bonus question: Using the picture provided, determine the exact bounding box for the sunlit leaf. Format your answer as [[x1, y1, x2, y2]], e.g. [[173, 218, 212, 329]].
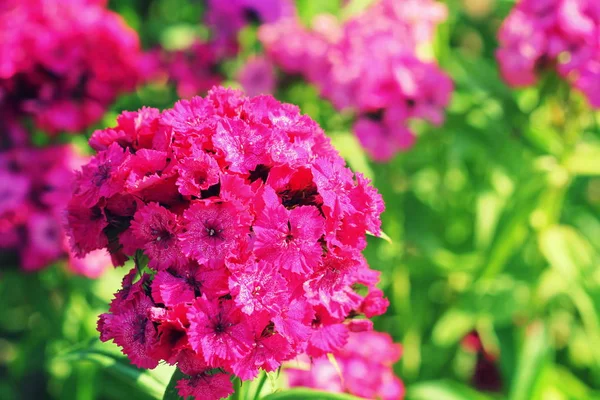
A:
[[564, 143, 600, 176], [406, 380, 495, 400], [367, 229, 393, 244], [539, 225, 594, 280], [296, 0, 341, 25], [330, 131, 374, 180], [163, 368, 186, 400], [509, 323, 550, 400], [261, 388, 362, 400], [432, 309, 475, 347], [57, 348, 166, 399]]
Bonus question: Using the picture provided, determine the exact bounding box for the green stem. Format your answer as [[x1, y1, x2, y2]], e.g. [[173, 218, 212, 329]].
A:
[[252, 372, 269, 400], [230, 376, 244, 400]]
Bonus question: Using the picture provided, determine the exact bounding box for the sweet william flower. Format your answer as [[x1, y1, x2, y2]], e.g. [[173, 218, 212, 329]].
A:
[[67, 87, 388, 400], [129, 202, 186, 271], [0, 145, 110, 276], [253, 187, 325, 275], [287, 330, 405, 400], [0, 0, 141, 134], [259, 0, 452, 161], [238, 56, 277, 97], [497, 0, 600, 108]]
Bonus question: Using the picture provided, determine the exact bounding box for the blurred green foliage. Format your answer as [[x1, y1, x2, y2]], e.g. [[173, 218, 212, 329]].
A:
[[2, 0, 600, 399]]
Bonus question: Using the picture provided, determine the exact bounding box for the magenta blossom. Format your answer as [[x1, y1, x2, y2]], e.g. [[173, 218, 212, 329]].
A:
[[0, 0, 142, 134], [205, 0, 295, 56], [259, 0, 452, 161], [66, 87, 387, 400], [287, 330, 405, 400], [0, 145, 110, 276], [497, 0, 600, 107], [238, 56, 277, 97]]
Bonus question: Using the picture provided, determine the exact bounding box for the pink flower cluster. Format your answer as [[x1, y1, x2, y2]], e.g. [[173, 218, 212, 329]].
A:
[[287, 331, 404, 400], [0, 144, 109, 277], [141, 1, 291, 100], [237, 56, 277, 97], [142, 41, 223, 100], [497, 0, 600, 107], [65, 87, 388, 400], [259, 0, 453, 161], [0, 0, 141, 134], [206, 0, 295, 56]]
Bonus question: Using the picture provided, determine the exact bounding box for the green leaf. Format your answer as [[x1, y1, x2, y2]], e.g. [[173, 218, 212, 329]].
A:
[[261, 388, 362, 400], [406, 380, 495, 400], [458, 276, 529, 325], [250, 371, 269, 400], [367, 229, 393, 244], [564, 143, 600, 175], [160, 24, 204, 50], [478, 176, 546, 280], [539, 225, 594, 280], [508, 323, 551, 400], [57, 348, 166, 399], [431, 308, 475, 347], [549, 365, 599, 399], [330, 131, 374, 181], [339, 0, 376, 20], [475, 191, 504, 250], [296, 0, 341, 25], [163, 368, 186, 400]]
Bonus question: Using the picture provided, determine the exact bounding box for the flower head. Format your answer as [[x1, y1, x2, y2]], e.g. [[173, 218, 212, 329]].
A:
[[497, 0, 600, 108], [68, 87, 387, 400], [0, 0, 141, 134], [287, 330, 405, 400], [259, 0, 452, 161], [1, 145, 110, 275]]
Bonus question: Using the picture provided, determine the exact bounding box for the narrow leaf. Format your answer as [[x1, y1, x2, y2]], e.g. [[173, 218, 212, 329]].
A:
[[58, 348, 165, 399], [508, 323, 550, 400], [163, 368, 186, 400], [406, 380, 494, 400], [261, 388, 362, 400], [367, 230, 393, 244]]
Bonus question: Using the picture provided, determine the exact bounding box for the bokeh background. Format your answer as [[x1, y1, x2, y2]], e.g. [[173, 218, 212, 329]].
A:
[[2, 0, 600, 399]]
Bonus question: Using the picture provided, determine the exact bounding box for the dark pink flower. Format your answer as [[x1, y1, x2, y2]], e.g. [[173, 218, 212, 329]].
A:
[[99, 290, 167, 369], [497, 0, 600, 108], [0, 170, 29, 215], [231, 312, 292, 380], [289, 330, 404, 400], [73, 143, 130, 208], [176, 151, 221, 195], [0, 0, 142, 134], [187, 298, 253, 366], [67, 88, 387, 394], [177, 370, 234, 400], [254, 187, 324, 275], [259, 0, 452, 159], [238, 56, 276, 97], [212, 119, 271, 174], [130, 202, 187, 270], [228, 259, 288, 316], [152, 262, 229, 307], [89, 107, 161, 152], [304, 252, 363, 319], [65, 203, 108, 257], [1, 145, 109, 276], [180, 200, 251, 268]]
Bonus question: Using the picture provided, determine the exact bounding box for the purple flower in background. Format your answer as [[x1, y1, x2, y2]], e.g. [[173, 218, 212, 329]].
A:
[[497, 0, 600, 108], [260, 0, 453, 161]]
